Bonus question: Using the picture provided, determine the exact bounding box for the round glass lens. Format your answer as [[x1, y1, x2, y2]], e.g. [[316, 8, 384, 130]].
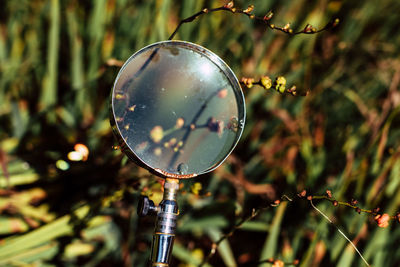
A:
[[111, 41, 245, 177]]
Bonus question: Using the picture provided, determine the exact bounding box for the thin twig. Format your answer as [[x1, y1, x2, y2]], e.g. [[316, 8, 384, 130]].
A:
[[309, 199, 370, 267], [169, 2, 339, 41], [198, 188, 394, 266], [311, 195, 399, 219], [198, 193, 296, 267], [313, 195, 376, 214]]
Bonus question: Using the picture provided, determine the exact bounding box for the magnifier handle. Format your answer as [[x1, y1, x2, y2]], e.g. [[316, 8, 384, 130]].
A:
[[150, 179, 179, 267]]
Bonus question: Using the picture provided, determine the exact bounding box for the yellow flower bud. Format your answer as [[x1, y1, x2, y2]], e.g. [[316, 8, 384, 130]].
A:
[[261, 76, 272, 90], [274, 76, 286, 93]]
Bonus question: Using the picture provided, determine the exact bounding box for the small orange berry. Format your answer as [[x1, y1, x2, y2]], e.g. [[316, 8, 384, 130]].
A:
[[298, 190, 306, 198], [375, 213, 390, 228], [350, 199, 358, 205], [272, 259, 284, 267], [326, 190, 332, 198]]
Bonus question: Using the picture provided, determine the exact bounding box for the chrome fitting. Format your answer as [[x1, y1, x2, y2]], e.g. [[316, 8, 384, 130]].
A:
[[150, 178, 180, 266]]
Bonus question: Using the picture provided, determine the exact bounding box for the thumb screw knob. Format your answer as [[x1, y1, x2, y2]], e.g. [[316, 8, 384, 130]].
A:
[[138, 196, 158, 216]]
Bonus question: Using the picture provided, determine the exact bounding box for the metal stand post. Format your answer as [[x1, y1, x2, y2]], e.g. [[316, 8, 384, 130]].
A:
[[138, 178, 180, 267]]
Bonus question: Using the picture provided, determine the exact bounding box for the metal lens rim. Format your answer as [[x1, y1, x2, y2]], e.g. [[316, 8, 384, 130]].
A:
[[110, 40, 246, 178]]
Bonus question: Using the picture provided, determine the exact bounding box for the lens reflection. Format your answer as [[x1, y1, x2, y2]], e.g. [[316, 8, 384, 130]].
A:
[[111, 41, 245, 177]]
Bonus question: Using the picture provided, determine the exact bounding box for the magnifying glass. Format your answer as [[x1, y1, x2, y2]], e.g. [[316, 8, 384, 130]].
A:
[[110, 40, 245, 266]]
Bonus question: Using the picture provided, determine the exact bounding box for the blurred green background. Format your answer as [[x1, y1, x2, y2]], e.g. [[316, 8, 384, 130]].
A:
[[1, 0, 400, 266]]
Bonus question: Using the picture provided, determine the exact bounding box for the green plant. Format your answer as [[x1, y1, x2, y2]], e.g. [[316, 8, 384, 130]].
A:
[[0, 0, 400, 266]]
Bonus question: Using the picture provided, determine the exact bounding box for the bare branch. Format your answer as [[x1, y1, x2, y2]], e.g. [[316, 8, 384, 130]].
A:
[[240, 76, 308, 96], [198, 188, 400, 266], [169, 1, 339, 40]]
